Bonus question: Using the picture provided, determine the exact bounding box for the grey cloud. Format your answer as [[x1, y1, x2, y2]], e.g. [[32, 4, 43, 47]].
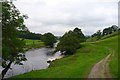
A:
[[14, 0, 118, 36]]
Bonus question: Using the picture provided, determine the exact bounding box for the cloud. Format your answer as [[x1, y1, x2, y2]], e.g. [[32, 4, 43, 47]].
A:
[[13, 0, 118, 36]]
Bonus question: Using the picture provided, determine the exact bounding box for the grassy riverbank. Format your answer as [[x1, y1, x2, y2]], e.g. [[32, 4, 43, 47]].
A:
[[24, 39, 45, 51], [7, 34, 118, 79]]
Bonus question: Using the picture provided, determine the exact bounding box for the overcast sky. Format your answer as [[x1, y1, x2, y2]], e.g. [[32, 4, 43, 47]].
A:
[[14, 0, 119, 36]]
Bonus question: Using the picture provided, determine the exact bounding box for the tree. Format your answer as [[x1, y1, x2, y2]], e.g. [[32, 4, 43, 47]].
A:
[[56, 28, 85, 55], [96, 30, 102, 39], [91, 30, 102, 40], [1, 1, 28, 79], [103, 27, 112, 36], [73, 27, 86, 42], [111, 25, 119, 32], [102, 25, 119, 36], [42, 33, 56, 47]]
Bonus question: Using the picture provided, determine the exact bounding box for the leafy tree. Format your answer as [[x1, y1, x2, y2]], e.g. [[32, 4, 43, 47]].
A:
[[42, 33, 56, 47], [103, 27, 112, 36], [103, 25, 119, 36], [56, 28, 85, 55], [73, 27, 86, 42], [91, 30, 102, 40], [1, 1, 28, 78], [56, 29, 83, 55], [96, 30, 102, 39], [111, 25, 119, 32]]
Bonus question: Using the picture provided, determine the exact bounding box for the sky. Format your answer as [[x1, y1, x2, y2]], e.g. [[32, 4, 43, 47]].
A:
[[13, 0, 119, 36]]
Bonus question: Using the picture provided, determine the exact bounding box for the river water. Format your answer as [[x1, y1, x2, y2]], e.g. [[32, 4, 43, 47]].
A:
[[1, 45, 62, 78]]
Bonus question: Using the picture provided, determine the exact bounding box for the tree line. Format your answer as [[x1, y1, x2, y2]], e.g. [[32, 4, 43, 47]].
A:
[[91, 25, 119, 40], [19, 31, 42, 40]]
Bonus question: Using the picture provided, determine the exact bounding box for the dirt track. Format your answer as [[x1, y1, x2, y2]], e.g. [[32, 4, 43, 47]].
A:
[[88, 50, 114, 78]]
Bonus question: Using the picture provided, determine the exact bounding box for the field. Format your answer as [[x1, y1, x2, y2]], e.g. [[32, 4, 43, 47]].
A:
[[24, 39, 45, 51]]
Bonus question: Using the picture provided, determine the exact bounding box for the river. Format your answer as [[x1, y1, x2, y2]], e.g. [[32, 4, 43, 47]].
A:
[[1, 44, 63, 78]]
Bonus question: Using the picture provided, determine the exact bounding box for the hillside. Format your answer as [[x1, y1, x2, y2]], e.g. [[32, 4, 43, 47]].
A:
[[86, 30, 120, 42], [8, 34, 119, 79], [100, 30, 120, 40]]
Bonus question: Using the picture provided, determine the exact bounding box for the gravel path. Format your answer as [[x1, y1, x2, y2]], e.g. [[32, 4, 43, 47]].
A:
[[88, 50, 114, 78]]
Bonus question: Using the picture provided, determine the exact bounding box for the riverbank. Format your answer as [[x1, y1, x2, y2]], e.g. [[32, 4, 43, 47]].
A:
[[23, 39, 46, 51]]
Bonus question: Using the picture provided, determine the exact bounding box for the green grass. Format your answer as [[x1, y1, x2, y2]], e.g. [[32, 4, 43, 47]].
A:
[[91, 35, 119, 78], [24, 39, 45, 51], [86, 36, 98, 42], [10, 41, 109, 78], [7, 34, 118, 79]]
